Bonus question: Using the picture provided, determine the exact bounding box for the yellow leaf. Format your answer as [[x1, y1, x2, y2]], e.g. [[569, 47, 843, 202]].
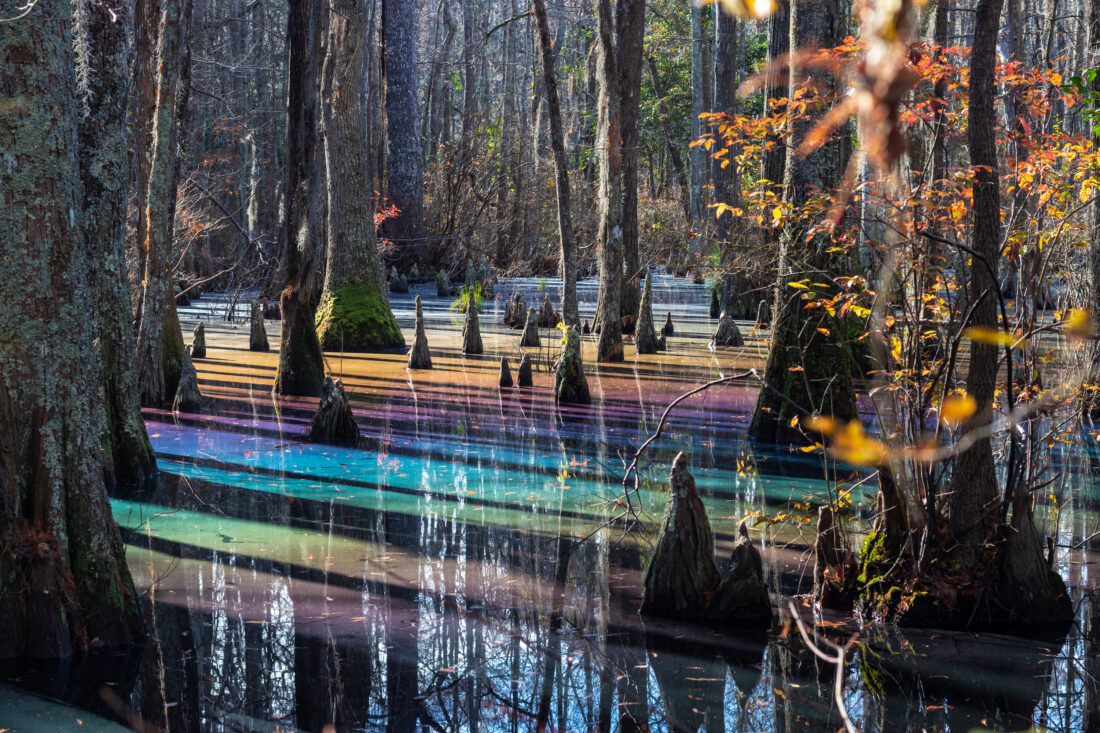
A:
[[1065, 308, 1093, 338], [940, 393, 977, 426], [1050, 72, 1063, 86], [802, 415, 838, 436], [964, 327, 1020, 348], [716, 0, 777, 19]]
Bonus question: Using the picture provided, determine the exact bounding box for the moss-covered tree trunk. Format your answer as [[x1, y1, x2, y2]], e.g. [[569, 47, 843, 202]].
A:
[[274, 0, 327, 397], [133, 0, 190, 408], [317, 0, 404, 352], [0, 0, 144, 658], [80, 0, 157, 489], [594, 0, 625, 362]]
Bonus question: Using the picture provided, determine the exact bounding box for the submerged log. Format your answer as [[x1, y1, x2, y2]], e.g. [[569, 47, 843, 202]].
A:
[[709, 288, 721, 318], [436, 269, 451, 297], [499, 356, 514, 388], [518, 352, 533, 387], [663, 312, 674, 336], [462, 299, 484, 355], [249, 300, 269, 351], [191, 323, 207, 359], [308, 376, 360, 446], [407, 296, 432, 369], [712, 522, 773, 622], [553, 327, 590, 404], [388, 266, 408, 293], [172, 347, 203, 413], [635, 276, 660, 355], [640, 454, 718, 618], [712, 311, 744, 347], [520, 306, 541, 347]]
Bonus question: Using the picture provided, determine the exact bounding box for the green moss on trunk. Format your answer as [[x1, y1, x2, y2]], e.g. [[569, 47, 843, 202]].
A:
[[315, 281, 405, 351]]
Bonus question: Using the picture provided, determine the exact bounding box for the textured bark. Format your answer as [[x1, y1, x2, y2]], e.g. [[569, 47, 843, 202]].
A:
[[0, 0, 143, 658], [191, 323, 206, 359], [554, 328, 591, 405], [518, 352, 533, 387], [749, 0, 853, 446], [172, 348, 203, 413], [436, 269, 452, 297], [80, 0, 157, 489], [616, 0, 645, 319], [712, 522, 773, 622], [504, 292, 527, 328], [949, 0, 1005, 570], [275, 0, 327, 397], [813, 506, 857, 609], [712, 311, 745, 347], [640, 454, 719, 618], [533, 0, 579, 326], [499, 357, 514, 388], [462, 300, 484, 355], [712, 8, 740, 241], [382, 0, 425, 251], [308, 377, 360, 446], [407, 296, 433, 369], [134, 0, 190, 408], [635, 275, 660, 355], [250, 300, 270, 352], [595, 0, 625, 362], [537, 293, 560, 327], [319, 0, 403, 351], [761, 0, 790, 190], [520, 307, 541, 348], [688, 4, 706, 229]]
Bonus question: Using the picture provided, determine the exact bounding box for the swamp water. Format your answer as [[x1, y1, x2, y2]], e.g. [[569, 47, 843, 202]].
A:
[[3, 273, 1100, 732]]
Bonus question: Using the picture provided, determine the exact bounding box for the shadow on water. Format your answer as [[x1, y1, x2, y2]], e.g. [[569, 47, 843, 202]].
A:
[[1, 276, 1094, 731]]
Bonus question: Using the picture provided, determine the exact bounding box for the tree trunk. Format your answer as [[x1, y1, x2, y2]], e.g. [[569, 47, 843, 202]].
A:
[[80, 0, 158, 489], [533, 0, 580, 327], [275, 0, 327, 397], [713, 8, 740, 241], [748, 0, 854, 446], [134, 0, 190, 407], [595, 0, 625, 362], [382, 0, 426, 255], [949, 0, 1006, 569], [318, 0, 405, 352], [689, 4, 706, 233], [616, 0, 645, 319], [0, 0, 144, 658]]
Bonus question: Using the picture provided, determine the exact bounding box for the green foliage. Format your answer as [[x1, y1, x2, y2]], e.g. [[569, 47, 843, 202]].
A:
[[450, 281, 485, 316], [1062, 69, 1100, 137], [315, 281, 405, 351]]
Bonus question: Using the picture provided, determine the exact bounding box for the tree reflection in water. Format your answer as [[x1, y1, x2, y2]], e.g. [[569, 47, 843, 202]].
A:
[[2, 280, 1096, 732]]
